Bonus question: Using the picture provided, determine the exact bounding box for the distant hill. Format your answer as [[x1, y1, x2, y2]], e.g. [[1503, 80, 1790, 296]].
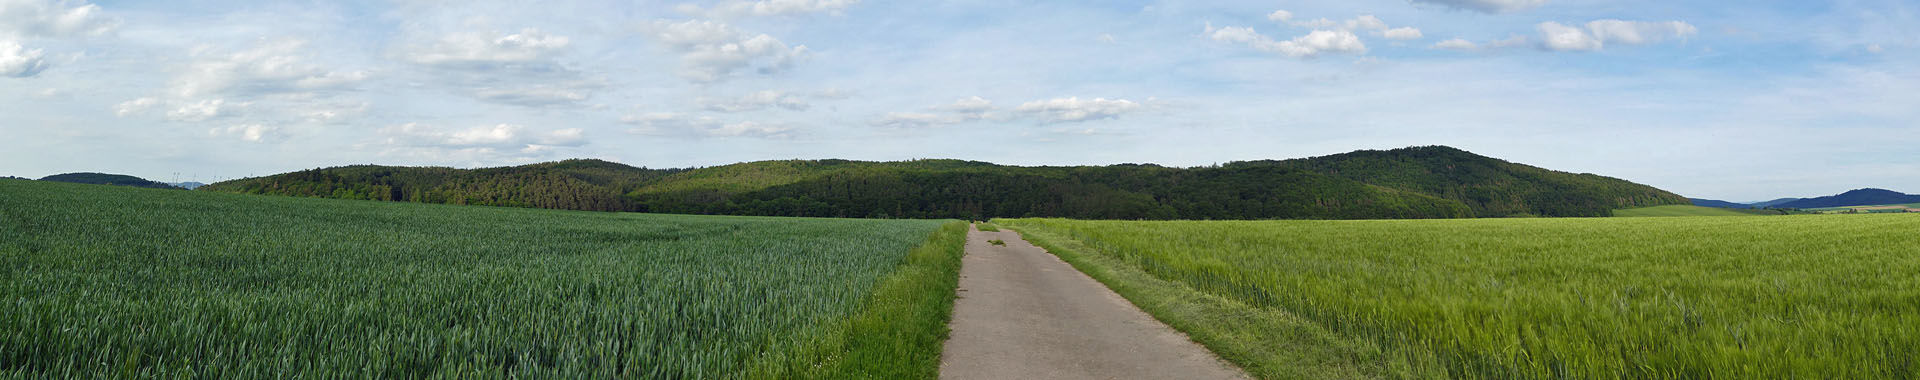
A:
[[1240, 146, 1690, 217], [200, 159, 685, 211], [1747, 198, 1803, 208], [1615, 205, 1774, 217], [168, 181, 207, 190], [1773, 189, 1920, 209], [1689, 198, 1753, 209], [201, 146, 1688, 220], [39, 173, 184, 190]]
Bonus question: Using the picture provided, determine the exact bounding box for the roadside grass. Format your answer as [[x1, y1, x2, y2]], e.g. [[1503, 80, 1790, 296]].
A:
[[975, 222, 1001, 232], [0, 179, 962, 378], [752, 221, 967, 379], [1008, 226, 1436, 380], [1000, 215, 1920, 379]]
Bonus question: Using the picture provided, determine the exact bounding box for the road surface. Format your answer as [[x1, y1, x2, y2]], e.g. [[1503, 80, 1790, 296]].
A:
[[939, 225, 1249, 380]]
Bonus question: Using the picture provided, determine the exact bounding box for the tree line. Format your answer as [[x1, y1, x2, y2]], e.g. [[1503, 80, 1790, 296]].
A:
[[198, 146, 1689, 220]]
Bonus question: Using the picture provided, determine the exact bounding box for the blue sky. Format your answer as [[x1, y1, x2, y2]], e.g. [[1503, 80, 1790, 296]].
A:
[[1, 0, 1915, 201]]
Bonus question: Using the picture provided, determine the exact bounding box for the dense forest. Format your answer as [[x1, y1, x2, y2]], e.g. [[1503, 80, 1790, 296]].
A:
[[198, 159, 684, 211], [199, 146, 1688, 219], [38, 173, 185, 190]]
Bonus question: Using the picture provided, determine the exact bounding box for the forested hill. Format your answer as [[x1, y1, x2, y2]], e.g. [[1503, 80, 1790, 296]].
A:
[[39, 173, 185, 190], [1246, 146, 1689, 217], [199, 146, 1686, 219], [198, 159, 685, 211], [1773, 189, 1920, 209]]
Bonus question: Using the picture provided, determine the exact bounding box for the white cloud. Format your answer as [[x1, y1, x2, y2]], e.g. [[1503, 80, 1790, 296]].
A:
[[112, 97, 157, 116], [399, 27, 598, 107], [1208, 24, 1367, 58], [372, 123, 585, 163], [1015, 97, 1142, 123], [166, 99, 239, 122], [381, 123, 587, 150], [941, 96, 993, 114], [1537, 20, 1696, 52], [1267, 12, 1420, 42], [0, 39, 48, 77], [648, 19, 807, 82], [1538, 22, 1602, 51], [1384, 27, 1424, 40], [871, 112, 945, 128], [813, 88, 854, 99], [299, 102, 367, 124], [623, 112, 713, 134], [0, 0, 116, 38], [1409, 0, 1548, 14], [1491, 35, 1531, 48], [706, 0, 860, 17], [403, 28, 569, 67], [1345, 15, 1387, 31], [473, 85, 593, 107], [1267, 10, 1293, 23], [173, 39, 367, 98], [1432, 38, 1478, 50], [869, 96, 1001, 128], [623, 112, 792, 138], [700, 90, 809, 112], [1585, 20, 1696, 45], [209, 124, 276, 142], [709, 121, 791, 138], [1275, 14, 1395, 32], [1291, 18, 1338, 29]]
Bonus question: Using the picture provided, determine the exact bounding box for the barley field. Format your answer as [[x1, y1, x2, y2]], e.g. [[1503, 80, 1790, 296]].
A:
[[1002, 215, 1920, 379], [0, 179, 965, 378]]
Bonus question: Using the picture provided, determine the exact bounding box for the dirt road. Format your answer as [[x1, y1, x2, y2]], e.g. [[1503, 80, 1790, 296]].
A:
[[939, 225, 1248, 380]]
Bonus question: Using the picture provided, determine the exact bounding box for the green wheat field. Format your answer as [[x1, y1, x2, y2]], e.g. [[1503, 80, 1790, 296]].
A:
[[1002, 216, 1920, 379], [0, 179, 965, 378]]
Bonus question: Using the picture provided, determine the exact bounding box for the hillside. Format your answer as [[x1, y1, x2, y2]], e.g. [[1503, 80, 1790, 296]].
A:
[[1613, 205, 1774, 217], [1773, 188, 1920, 209], [38, 172, 184, 190], [1243, 146, 1689, 217], [197, 159, 685, 211], [1689, 198, 1752, 208], [1747, 198, 1803, 208], [201, 146, 1688, 219]]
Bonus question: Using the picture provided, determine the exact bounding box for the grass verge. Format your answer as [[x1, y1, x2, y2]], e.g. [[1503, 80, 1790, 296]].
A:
[[974, 222, 1000, 232], [1002, 224, 1440, 379], [751, 221, 969, 379]]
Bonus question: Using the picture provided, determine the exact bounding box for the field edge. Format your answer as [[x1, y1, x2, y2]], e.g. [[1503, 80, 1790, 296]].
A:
[[747, 221, 969, 379], [1000, 220, 1441, 380]]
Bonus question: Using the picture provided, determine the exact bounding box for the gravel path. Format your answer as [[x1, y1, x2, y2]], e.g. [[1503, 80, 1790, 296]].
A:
[[939, 225, 1249, 380]]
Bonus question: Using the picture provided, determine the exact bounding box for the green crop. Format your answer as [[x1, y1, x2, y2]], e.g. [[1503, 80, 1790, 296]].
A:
[[0, 179, 964, 378], [1002, 215, 1920, 379]]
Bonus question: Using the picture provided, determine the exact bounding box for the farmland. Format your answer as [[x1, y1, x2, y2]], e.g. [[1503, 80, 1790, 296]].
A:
[[1001, 215, 1920, 379], [0, 179, 966, 378], [1805, 203, 1920, 214], [1611, 205, 1775, 217]]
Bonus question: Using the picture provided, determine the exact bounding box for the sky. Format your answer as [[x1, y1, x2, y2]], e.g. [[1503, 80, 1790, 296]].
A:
[[1, 0, 1915, 202]]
